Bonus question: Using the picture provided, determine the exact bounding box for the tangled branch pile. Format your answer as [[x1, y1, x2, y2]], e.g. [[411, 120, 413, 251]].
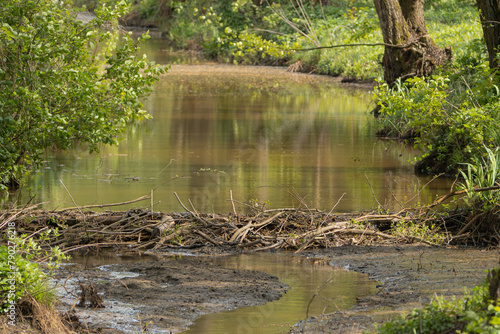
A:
[[1, 207, 400, 252], [3, 184, 500, 254]]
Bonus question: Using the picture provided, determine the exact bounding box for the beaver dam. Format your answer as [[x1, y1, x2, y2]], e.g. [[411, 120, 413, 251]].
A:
[[4, 186, 499, 253]]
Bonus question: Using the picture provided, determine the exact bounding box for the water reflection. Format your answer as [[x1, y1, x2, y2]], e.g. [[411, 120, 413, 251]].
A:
[[14, 38, 453, 212], [185, 253, 377, 334]]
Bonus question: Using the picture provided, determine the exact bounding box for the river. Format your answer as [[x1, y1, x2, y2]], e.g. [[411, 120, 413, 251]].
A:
[[14, 38, 452, 213]]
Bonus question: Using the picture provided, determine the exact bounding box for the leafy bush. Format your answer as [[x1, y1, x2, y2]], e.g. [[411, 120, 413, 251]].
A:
[[1, 229, 68, 313], [374, 67, 500, 175], [0, 246, 49, 313], [0, 0, 164, 189]]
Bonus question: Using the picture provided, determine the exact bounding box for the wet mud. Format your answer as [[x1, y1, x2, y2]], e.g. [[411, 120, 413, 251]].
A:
[[5, 245, 498, 334], [54, 255, 289, 333]]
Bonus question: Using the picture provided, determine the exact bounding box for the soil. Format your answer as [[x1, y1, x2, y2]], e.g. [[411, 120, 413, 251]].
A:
[[2, 244, 498, 334]]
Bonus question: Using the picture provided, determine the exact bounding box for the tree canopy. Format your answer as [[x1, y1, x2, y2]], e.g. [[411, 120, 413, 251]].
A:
[[0, 0, 164, 189]]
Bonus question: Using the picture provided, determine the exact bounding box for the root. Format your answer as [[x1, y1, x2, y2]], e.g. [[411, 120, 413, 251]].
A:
[[16, 296, 72, 334], [77, 283, 104, 309]]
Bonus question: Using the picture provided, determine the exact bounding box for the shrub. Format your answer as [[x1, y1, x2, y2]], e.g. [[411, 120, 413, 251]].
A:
[[0, 0, 164, 189], [1, 229, 68, 314], [374, 68, 500, 175]]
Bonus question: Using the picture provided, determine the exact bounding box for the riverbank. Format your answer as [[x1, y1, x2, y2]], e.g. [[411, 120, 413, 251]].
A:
[[70, 246, 497, 334], [52, 254, 289, 333]]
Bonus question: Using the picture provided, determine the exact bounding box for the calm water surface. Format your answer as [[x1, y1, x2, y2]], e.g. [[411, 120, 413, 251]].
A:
[[16, 39, 452, 212]]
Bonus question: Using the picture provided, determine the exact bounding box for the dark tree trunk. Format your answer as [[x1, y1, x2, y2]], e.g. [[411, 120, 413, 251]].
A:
[[373, 0, 452, 85], [400, 0, 427, 37], [476, 0, 500, 69]]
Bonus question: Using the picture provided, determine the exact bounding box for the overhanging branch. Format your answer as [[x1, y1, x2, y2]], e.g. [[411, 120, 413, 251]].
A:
[[287, 41, 417, 52]]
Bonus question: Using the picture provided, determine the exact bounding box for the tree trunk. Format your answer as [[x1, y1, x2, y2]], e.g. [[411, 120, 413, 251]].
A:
[[374, 0, 452, 85], [400, 0, 427, 37], [476, 0, 500, 69]]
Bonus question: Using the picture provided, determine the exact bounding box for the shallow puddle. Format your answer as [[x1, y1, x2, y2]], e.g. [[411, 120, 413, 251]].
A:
[[187, 253, 377, 334], [58, 252, 377, 333]]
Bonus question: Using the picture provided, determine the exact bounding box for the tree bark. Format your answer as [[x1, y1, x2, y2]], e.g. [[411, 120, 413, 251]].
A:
[[400, 0, 427, 37], [374, 0, 452, 85], [476, 0, 500, 69]]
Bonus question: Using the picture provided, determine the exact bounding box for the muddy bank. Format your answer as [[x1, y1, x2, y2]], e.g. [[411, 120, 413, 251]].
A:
[[291, 245, 499, 333], [53, 255, 289, 333], [2, 244, 499, 334], [55, 245, 500, 334]]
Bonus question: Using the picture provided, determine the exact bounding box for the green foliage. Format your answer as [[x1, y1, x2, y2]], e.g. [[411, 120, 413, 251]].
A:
[[163, 0, 295, 63], [1, 246, 47, 313], [375, 272, 500, 334], [374, 67, 500, 174], [392, 219, 445, 245], [1, 229, 68, 313], [0, 0, 164, 189], [458, 147, 500, 209], [115, 0, 483, 81]]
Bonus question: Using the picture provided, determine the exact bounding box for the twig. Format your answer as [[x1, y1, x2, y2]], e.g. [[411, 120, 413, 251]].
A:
[[365, 175, 384, 210], [193, 230, 223, 246], [230, 190, 238, 223], [229, 211, 284, 242], [432, 185, 500, 207], [457, 211, 488, 236], [188, 198, 199, 216], [318, 193, 346, 228], [151, 189, 154, 214], [227, 198, 259, 211], [303, 276, 337, 332], [404, 173, 445, 205], [0, 203, 43, 230], [60, 179, 89, 237], [288, 41, 416, 52], [57, 195, 151, 212], [85, 224, 158, 235], [174, 192, 196, 216], [60, 180, 83, 215], [22, 227, 48, 242], [174, 192, 210, 226]]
